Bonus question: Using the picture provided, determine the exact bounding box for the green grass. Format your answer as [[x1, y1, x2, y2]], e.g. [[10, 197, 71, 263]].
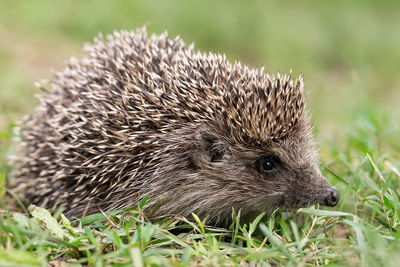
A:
[[1, 0, 400, 266]]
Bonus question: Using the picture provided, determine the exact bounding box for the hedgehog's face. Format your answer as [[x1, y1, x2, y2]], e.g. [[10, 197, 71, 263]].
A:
[[246, 136, 339, 211], [192, 124, 339, 220]]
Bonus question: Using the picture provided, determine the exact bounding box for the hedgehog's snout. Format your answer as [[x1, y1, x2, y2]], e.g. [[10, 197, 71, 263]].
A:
[[323, 186, 340, 207]]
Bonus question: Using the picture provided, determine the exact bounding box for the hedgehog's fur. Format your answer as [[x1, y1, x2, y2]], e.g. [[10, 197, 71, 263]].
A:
[[12, 28, 338, 226]]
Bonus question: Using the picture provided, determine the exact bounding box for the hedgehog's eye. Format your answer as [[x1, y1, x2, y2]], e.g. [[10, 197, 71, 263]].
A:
[[257, 157, 276, 173]]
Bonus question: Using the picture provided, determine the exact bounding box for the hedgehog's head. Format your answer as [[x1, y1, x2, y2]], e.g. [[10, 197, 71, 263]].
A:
[[185, 73, 339, 225], [140, 58, 338, 226]]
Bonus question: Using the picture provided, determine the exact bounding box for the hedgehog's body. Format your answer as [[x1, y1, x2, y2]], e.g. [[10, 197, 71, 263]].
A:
[[13, 29, 338, 226]]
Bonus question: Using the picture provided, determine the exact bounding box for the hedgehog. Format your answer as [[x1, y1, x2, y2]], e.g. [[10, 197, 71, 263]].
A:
[[11, 28, 339, 227]]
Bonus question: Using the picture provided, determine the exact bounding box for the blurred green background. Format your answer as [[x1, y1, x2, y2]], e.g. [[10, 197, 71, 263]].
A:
[[0, 0, 399, 168]]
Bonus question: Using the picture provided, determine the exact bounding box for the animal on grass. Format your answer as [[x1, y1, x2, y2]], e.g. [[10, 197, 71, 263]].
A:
[[11, 28, 339, 227]]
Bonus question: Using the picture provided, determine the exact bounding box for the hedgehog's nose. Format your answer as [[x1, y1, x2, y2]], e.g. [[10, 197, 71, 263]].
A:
[[324, 186, 339, 207]]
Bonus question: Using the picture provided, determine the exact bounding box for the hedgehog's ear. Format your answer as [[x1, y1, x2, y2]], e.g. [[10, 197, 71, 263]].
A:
[[197, 131, 225, 163], [190, 130, 225, 169], [204, 136, 225, 162]]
